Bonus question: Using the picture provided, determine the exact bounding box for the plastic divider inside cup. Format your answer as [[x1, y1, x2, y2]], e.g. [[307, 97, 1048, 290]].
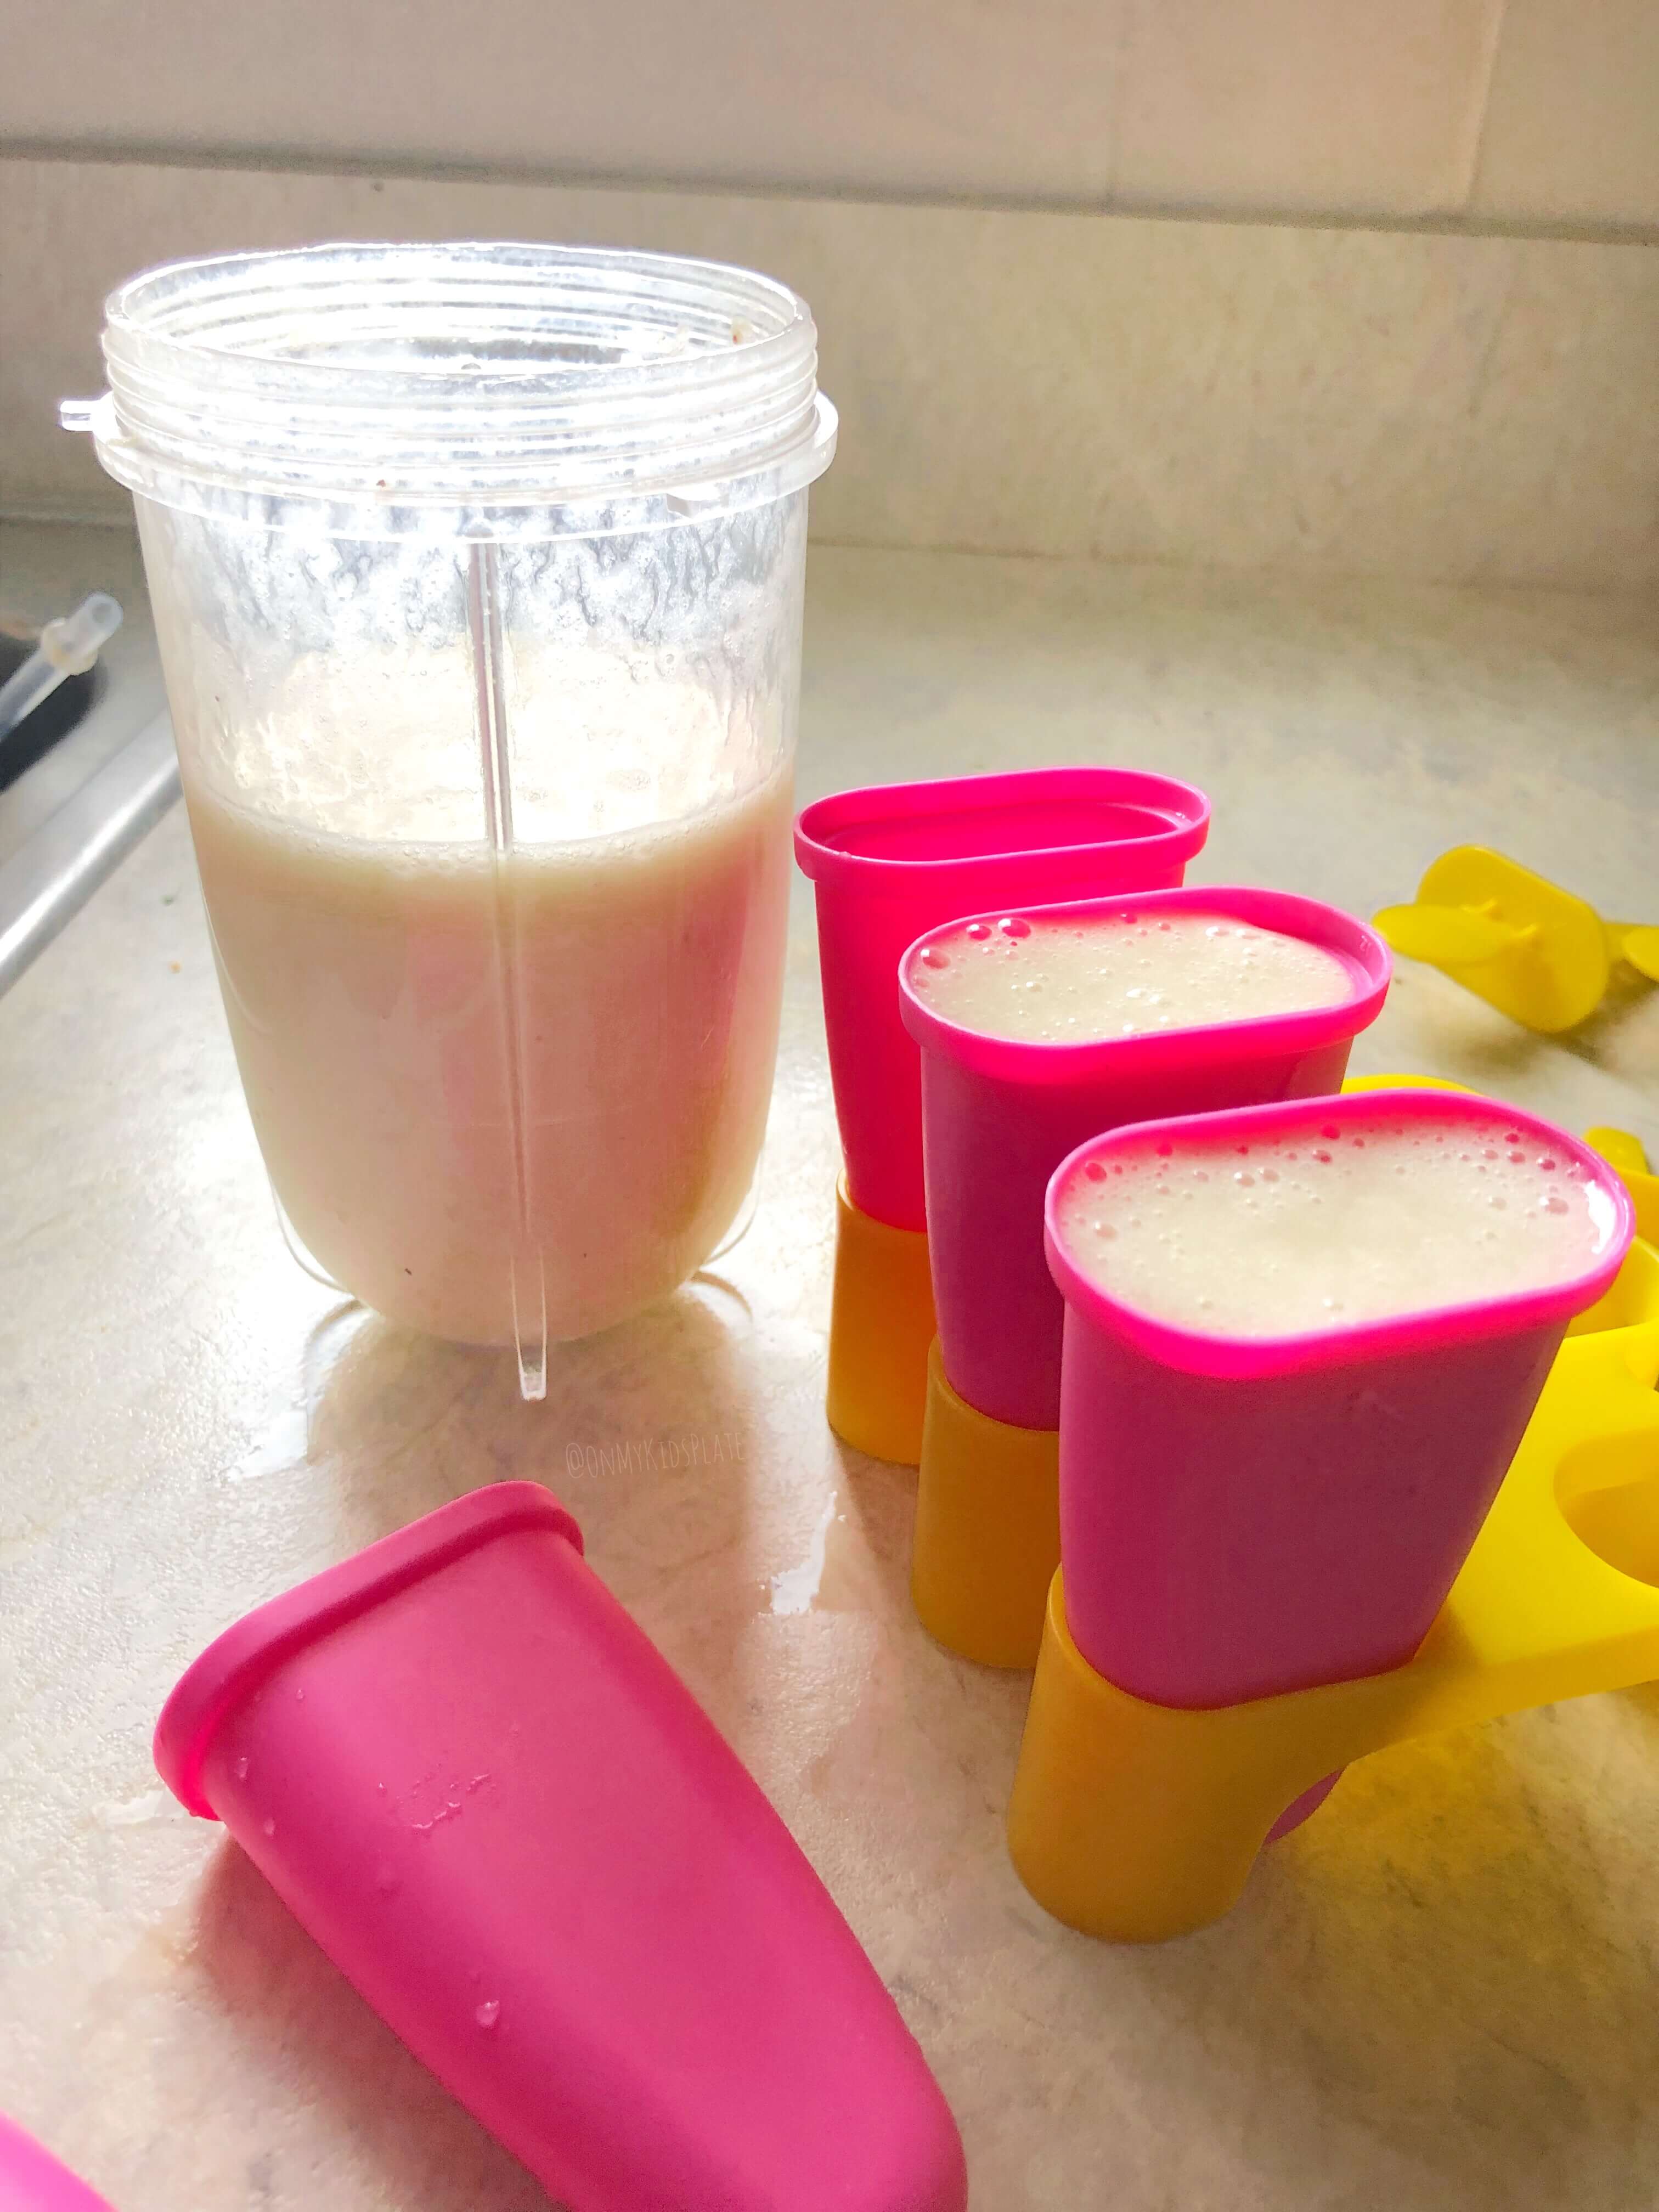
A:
[[1044, 1091, 1635, 1708], [795, 768, 1210, 1232], [900, 885, 1390, 1431]]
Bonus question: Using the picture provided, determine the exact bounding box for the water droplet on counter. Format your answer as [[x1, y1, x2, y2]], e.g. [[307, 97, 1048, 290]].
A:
[[770, 1493, 837, 1617]]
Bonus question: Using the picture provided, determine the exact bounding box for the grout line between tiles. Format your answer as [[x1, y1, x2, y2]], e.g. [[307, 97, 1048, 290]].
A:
[[1452, 0, 1511, 218]]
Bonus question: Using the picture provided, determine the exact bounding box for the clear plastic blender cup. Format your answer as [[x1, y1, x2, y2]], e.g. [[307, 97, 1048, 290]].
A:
[[72, 242, 836, 1396]]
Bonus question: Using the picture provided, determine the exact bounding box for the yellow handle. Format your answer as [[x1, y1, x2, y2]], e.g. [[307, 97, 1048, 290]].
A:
[[1373, 901, 1518, 966], [1613, 924, 1659, 982]]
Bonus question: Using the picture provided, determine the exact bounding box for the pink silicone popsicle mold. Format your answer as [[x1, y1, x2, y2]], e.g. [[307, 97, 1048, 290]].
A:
[[154, 1485, 966, 2212], [1045, 1090, 1634, 1707], [795, 768, 1209, 1231], [901, 885, 1390, 1430]]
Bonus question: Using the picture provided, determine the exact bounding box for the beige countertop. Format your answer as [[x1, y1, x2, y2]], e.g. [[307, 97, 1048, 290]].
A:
[[2, 532, 1657, 2211]]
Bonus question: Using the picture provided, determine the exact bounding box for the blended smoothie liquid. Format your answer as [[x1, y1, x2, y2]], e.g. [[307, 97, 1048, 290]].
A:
[[1054, 1110, 1621, 1338], [182, 657, 792, 1345], [906, 909, 1354, 1042]]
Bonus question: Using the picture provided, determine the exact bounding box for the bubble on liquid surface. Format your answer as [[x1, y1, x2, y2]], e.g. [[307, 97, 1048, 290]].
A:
[[918, 946, 949, 970], [966, 921, 992, 941], [997, 916, 1031, 940], [1085, 1160, 1108, 1182]]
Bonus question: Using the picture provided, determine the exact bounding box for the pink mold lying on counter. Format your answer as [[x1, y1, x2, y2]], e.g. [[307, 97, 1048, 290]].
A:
[[0, 2114, 116, 2211], [155, 1483, 967, 2212]]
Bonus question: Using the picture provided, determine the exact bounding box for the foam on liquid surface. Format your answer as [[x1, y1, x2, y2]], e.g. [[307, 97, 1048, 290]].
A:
[[1053, 1111, 1618, 1338], [907, 910, 1353, 1044]]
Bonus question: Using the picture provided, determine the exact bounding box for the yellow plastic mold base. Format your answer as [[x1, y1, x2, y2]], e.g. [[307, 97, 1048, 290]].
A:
[[824, 1180, 936, 1465], [1007, 1239, 1659, 1943], [911, 1341, 1059, 1669]]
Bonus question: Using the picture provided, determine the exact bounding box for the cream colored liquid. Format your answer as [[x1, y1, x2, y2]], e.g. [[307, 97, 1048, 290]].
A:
[[1054, 1112, 1617, 1338], [183, 664, 791, 1346], [907, 910, 1354, 1043]]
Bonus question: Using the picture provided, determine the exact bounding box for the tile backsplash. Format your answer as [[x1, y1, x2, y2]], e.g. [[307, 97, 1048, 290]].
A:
[[1111, 0, 1504, 222], [3, 0, 1658, 232], [7, 156, 1659, 592]]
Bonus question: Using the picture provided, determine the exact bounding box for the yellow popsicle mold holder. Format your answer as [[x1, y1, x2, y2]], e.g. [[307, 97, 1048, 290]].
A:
[[825, 1180, 936, 1465], [1007, 1236, 1659, 1944], [1375, 845, 1657, 1033]]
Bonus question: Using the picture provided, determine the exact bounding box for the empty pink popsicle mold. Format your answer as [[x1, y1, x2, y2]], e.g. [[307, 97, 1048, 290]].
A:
[[794, 766, 1210, 1231], [154, 1483, 967, 2212]]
